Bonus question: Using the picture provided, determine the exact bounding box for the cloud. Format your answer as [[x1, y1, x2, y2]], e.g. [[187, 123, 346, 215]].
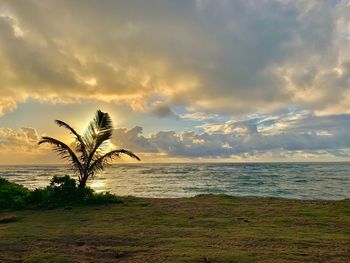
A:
[[110, 112, 350, 160], [0, 0, 349, 116], [0, 127, 46, 164], [112, 126, 158, 153], [180, 112, 221, 122], [0, 127, 39, 151], [0, 127, 66, 164], [1, 111, 350, 163], [150, 103, 178, 118]]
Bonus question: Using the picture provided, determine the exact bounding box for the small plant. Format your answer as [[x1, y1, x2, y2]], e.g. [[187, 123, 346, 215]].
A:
[[90, 192, 122, 205], [27, 175, 94, 208], [48, 175, 93, 204]]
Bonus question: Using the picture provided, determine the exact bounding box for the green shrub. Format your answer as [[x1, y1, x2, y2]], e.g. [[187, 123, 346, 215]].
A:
[[90, 192, 122, 204], [0, 178, 30, 209], [0, 176, 121, 210], [28, 175, 94, 208]]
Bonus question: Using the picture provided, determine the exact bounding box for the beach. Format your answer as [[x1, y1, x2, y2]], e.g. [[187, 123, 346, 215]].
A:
[[1, 195, 349, 262]]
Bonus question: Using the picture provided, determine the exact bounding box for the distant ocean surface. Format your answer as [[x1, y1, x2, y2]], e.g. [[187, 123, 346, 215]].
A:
[[1, 163, 349, 200]]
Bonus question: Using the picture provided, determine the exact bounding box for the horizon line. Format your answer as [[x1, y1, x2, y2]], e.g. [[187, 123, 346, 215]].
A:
[[1, 161, 350, 166]]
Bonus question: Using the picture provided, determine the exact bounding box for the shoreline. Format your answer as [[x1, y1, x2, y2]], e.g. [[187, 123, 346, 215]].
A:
[[1, 162, 349, 201], [2, 175, 350, 201], [2, 161, 350, 167]]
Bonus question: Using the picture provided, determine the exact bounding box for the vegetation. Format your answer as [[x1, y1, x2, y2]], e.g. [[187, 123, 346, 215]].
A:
[[0, 195, 349, 262], [0, 177, 30, 209], [38, 109, 140, 188], [0, 176, 121, 210]]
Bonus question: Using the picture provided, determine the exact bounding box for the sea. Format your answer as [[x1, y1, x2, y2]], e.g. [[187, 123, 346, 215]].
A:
[[1, 163, 349, 200]]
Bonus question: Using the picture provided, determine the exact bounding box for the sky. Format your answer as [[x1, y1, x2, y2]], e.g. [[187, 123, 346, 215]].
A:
[[0, 0, 350, 164]]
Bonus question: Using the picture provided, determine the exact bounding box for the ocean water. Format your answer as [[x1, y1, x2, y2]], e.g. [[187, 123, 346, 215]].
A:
[[0, 163, 349, 200]]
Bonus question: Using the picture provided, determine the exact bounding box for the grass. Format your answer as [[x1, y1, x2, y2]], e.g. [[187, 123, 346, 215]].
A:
[[0, 195, 349, 262]]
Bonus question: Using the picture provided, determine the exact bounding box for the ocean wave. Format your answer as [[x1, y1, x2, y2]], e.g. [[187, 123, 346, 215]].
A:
[[1, 163, 349, 200]]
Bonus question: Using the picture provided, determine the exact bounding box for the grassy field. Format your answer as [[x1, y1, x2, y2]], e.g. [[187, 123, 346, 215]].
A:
[[0, 195, 349, 263]]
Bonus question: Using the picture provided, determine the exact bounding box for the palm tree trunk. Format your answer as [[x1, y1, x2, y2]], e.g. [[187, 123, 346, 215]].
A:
[[79, 176, 88, 188]]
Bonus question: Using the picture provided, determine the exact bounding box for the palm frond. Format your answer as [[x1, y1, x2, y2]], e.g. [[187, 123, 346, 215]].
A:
[[88, 149, 141, 175], [84, 110, 114, 165], [38, 136, 83, 176], [55, 120, 88, 161]]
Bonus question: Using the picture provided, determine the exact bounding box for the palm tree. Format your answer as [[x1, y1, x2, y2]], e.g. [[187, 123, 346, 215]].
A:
[[38, 110, 140, 188]]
